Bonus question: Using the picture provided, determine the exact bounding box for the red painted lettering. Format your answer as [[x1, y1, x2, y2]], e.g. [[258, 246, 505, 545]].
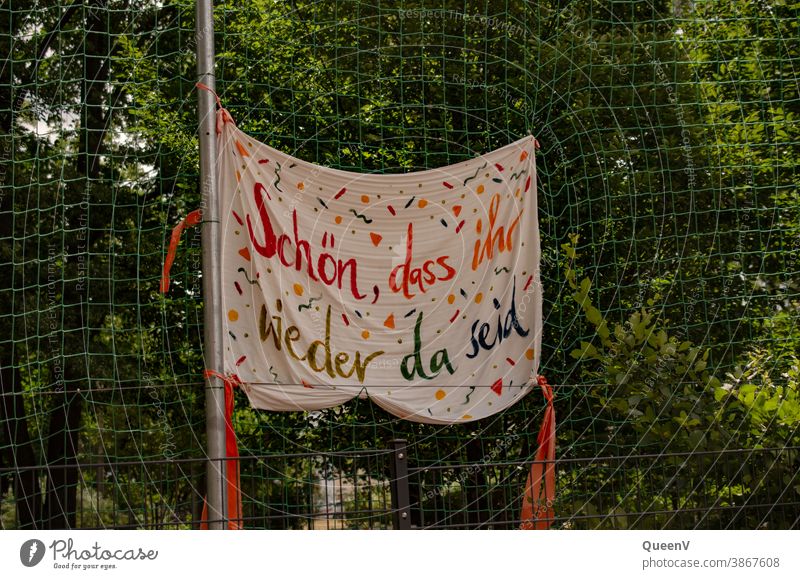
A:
[[389, 223, 456, 299]]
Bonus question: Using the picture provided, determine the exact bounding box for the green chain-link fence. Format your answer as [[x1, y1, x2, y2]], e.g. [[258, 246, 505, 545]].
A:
[[1, 0, 798, 529]]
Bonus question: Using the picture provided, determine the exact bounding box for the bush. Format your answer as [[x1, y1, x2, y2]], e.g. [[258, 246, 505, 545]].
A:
[[562, 234, 800, 528]]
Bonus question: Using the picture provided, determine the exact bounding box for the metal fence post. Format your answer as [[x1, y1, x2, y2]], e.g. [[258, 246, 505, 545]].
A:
[[390, 439, 411, 530], [196, 0, 227, 529]]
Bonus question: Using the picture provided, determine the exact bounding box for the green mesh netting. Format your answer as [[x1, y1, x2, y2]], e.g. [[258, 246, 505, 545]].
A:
[[1, 0, 798, 530]]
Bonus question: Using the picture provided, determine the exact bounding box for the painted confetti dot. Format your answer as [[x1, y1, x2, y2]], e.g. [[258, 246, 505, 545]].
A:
[[524, 275, 534, 291], [362, 330, 370, 339], [491, 379, 503, 396], [361, 194, 370, 203], [235, 140, 250, 157], [335, 215, 342, 224], [526, 349, 534, 360], [418, 199, 428, 208], [435, 389, 446, 400], [475, 293, 483, 304], [293, 283, 304, 296], [447, 294, 455, 304], [476, 184, 484, 194], [228, 309, 239, 322]]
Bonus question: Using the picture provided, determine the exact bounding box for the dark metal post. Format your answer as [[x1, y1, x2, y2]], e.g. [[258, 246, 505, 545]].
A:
[[390, 439, 411, 530]]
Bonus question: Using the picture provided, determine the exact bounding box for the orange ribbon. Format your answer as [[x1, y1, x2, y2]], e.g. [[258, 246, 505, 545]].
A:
[[200, 370, 243, 530], [195, 81, 221, 108], [160, 209, 203, 294], [195, 81, 234, 134], [520, 375, 555, 530]]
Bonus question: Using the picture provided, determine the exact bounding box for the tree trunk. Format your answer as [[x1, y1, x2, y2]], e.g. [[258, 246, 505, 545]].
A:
[[465, 436, 489, 528], [95, 409, 105, 498], [41, 0, 108, 530], [0, 363, 41, 529], [41, 387, 83, 529], [77, 0, 110, 178]]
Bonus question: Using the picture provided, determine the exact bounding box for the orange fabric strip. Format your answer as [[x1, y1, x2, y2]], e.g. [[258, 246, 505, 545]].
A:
[[195, 81, 221, 108], [195, 81, 236, 134], [520, 375, 555, 530], [160, 209, 203, 294], [200, 370, 244, 530]]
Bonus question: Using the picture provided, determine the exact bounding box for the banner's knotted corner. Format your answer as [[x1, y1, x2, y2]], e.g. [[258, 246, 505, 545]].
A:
[[195, 81, 235, 133], [199, 369, 244, 530], [520, 374, 556, 530]]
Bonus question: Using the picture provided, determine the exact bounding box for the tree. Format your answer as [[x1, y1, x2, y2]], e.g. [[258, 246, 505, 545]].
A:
[[1, 0, 797, 529]]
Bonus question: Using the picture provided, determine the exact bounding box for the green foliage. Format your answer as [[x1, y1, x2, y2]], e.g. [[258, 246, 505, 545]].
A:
[[562, 235, 800, 528], [567, 245, 725, 451], [717, 351, 800, 447], [1, 0, 798, 529]]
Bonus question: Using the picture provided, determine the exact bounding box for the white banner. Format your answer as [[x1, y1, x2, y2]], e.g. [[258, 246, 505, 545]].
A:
[[217, 108, 542, 423]]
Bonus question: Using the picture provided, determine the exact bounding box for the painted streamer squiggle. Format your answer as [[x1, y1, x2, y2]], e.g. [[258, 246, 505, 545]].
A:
[[218, 108, 542, 424]]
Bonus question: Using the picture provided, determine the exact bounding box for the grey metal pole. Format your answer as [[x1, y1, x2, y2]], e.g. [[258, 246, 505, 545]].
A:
[[196, 0, 227, 529]]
